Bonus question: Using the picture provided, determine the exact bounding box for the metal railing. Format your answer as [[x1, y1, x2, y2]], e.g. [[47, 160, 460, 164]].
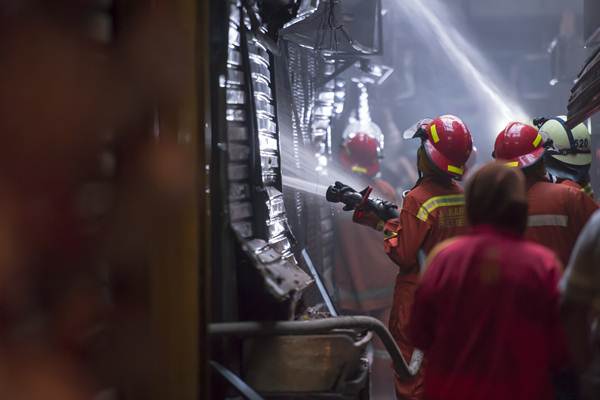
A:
[[209, 315, 420, 379]]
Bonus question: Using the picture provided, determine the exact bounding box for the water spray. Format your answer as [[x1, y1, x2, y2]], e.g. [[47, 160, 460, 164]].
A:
[[397, 0, 530, 133], [280, 133, 367, 198], [280, 78, 390, 200]]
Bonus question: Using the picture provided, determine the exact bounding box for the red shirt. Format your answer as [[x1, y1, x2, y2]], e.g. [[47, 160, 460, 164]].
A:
[[409, 226, 566, 400]]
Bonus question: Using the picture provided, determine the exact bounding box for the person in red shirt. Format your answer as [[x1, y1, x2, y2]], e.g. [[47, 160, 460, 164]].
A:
[[352, 115, 473, 399], [409, 162, 567, 400], [333, 132, 398, 398], [493, 122, 598, 266]]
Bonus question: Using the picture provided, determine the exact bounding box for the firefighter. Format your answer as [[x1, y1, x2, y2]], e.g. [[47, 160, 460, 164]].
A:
[[353, 115, 473, 399], [536, 116, 594, 197], [334, 132, 398, 398], [493, 121, 598, 266]]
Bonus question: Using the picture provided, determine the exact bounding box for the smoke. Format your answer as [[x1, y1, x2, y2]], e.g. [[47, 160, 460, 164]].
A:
[[281, 175, 331, 196], [392, 0, 530, 135], [281, 0, 533, 196]]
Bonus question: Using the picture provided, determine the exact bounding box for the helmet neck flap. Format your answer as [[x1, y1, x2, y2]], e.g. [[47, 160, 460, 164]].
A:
[[544, 155, 590, 184]]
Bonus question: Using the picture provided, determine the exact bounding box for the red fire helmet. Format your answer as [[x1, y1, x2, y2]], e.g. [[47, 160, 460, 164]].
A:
[[493, 122, 545, 168], [340, 133, 381, 177], [411, 115, 473, 179]]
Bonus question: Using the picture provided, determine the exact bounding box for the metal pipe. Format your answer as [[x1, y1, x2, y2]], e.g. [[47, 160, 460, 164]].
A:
[[300, 249, 338, 317], [210, 361, 265, 400], [209, 316, 416, 379], [353, 330, 373, 348]]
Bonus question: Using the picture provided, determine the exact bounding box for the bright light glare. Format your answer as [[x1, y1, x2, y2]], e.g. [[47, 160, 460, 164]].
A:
[[398, 0, 530, 137]]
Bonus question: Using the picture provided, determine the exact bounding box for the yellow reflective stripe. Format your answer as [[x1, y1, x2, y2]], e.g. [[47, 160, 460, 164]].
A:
[[430, 124, 440, 143], [505, 161, 519, 168], [351, 165, 368, 174], [416, 194, 465, 222], [447, 164, 464, 175], [532, 133, 542, 147]]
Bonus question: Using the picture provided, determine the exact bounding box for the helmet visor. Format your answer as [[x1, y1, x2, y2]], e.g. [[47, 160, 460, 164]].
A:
[[402, 118, 433, 140], [501, 146, 545, 168]]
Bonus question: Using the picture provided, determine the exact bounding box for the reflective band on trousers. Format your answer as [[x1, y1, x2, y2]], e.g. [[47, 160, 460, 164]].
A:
[[527, 214, 568, 227], [416, 194, 465, 222]]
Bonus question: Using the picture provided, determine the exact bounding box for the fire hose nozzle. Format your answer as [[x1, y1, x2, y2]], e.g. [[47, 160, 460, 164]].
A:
[[326, 181, 399, 221], [325, 181, 362, 207]]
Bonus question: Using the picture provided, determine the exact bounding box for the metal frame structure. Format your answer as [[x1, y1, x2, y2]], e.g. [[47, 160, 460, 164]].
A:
[[221, 0, 313, 306], [210, 1, 391, 397], [209, 316, 416, 379]]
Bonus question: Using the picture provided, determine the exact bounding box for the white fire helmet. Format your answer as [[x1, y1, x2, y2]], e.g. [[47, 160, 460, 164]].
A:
[[538, 116, 591, 183]]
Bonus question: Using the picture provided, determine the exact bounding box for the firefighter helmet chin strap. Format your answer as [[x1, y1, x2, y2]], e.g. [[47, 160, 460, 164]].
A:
[[413, 165, 424, 191], [414, 145, 427, 187], [413, 144, 444, 191]]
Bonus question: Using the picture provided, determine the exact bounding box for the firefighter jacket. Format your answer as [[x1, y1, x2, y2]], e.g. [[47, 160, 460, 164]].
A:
[[334, 178, 397, 312], [560, 179, 582, 190], [366, 175, 467, 400], [559, 179, 594, 198], [526, 179, 598, 266], [383, 176, 467, 281]]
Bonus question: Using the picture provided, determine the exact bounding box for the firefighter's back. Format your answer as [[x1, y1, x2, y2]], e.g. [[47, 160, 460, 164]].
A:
[[409, 178, 468, 254], [387, 176, 468, 276], [526, 180, 598, 265]]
